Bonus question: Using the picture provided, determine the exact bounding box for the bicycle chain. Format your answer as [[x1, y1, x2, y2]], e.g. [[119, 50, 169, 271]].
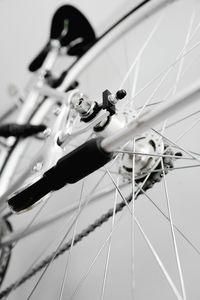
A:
[[0, 148, 174, 298]]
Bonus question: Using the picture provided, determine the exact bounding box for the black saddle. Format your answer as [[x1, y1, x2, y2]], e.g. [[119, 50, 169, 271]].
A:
[[29, 5, 96, 72]]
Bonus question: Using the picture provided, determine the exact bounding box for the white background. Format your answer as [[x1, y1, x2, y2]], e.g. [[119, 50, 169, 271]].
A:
[[0, 1, 200, 300]]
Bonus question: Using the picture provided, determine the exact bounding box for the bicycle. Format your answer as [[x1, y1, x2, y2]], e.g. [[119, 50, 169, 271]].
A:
[[0, 0, 200, 299]]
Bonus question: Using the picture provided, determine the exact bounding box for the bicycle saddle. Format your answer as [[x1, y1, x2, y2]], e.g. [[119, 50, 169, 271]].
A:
[[28, 5, 96, 72]]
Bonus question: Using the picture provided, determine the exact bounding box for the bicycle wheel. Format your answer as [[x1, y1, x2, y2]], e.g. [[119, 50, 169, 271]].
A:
[[1, 0, 200, 299]]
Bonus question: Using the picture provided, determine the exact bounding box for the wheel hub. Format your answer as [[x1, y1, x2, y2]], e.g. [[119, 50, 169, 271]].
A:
[[120, 131, 164, 180]]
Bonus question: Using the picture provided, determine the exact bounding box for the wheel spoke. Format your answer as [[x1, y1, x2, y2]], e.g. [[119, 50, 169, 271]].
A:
[[131, 38, 200, 103], [105, 171, 183, 300], [175, 117, 200, 143], [134, 216, 183, 300], [9, 213, 76, 299], [26, 201, 85, 300], [101, 177, 119, 300], [166, 110, 200, 129], [135, 66, 173, 120], [69, 211, 125, 300], [134, 163, 200, 176], [119, 12, 163, 90], [115, 150, 195, 160], [172, 10, 195, 95], [25, 173, 109, 299], [131, 140, 136, 299], [161, 159, 187, 300], [135, 9, 195, 118], [59, 181, 85, 300], [135, 183, 200, 257], [130, 60, 141, 103], [106, 168, 132, 214], [153, 129, 200, 162], [11, 197, 50, 248]]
